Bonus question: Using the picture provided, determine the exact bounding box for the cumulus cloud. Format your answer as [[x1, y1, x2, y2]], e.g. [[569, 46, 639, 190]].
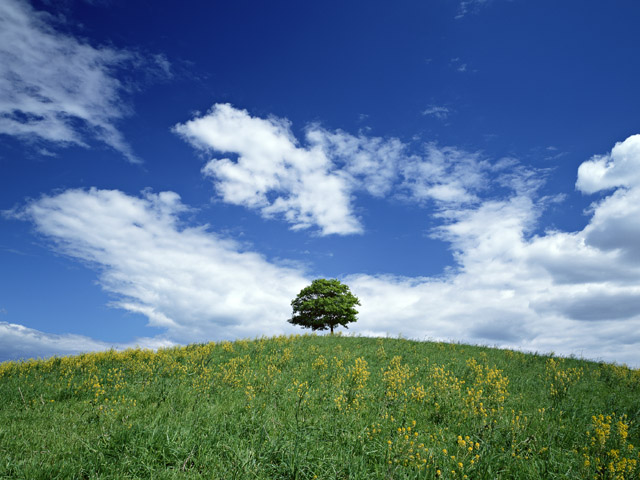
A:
[[12, 188, 308, 344], [0, 0, 157, 162], [174, 104, 363, 235], [577, 135, 640, 261], [576, 134, 640, 193], [0, 321, 173, 363], [175, 104, 506, 234], [348, 199, 640, 366], [346, 134, 640, 366]]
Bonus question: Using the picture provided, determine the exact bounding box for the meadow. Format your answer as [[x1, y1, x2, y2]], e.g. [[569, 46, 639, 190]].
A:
[[0, 334, 639, 479]]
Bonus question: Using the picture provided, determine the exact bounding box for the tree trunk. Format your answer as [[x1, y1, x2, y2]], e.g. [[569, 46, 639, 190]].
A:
[[330, 325, 334, 335]]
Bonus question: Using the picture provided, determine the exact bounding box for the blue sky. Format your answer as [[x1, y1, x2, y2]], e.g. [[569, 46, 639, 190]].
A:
[[2, 0, 640, 366]]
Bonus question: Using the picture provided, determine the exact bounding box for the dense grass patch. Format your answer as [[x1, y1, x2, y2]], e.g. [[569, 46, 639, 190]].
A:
[[1, 335, 639, 479]]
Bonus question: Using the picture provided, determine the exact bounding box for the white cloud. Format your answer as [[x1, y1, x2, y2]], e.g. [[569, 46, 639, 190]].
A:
[[576, 134, 640, 193], [347, 197, 640, 366], [0, 0, 150, 162], [449, 57, 470, 72], [12, 188, 308, 344], [456, 0, 493, 18], [174, 104, 361, 235], [0, 321, 173, 363], [401, 144, 491, 204], [174, 104, 410, 235], [576, 135, 640, 263], [175, 104, 507, 234], [9, 127, 640, 366], [422, 105, 450, 120], [346, 134, 640, 367], [305, 127, 405, 198]]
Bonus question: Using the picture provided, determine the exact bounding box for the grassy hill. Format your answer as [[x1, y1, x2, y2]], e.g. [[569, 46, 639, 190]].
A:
[[1, 335, 639, 479]]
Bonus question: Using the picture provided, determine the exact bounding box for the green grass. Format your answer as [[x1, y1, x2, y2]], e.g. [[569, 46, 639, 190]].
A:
[[1, 334, 639, 479]]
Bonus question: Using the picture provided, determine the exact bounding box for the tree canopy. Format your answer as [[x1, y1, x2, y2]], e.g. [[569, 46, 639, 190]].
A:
[[288, 278, 360, 334]]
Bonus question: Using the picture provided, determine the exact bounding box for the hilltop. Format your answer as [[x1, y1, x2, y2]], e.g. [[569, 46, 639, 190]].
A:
[[1, 335, 639, 479]]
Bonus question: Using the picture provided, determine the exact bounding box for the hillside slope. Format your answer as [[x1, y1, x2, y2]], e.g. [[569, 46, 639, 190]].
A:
[[1, 335, 639, 479]]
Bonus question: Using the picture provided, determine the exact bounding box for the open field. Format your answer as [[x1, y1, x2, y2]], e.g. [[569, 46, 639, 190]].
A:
[[1, 335, 639, 479]]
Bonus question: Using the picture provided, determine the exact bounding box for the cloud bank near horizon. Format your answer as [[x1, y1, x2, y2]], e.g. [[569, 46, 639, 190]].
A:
[[0, 321, 175, 363], [6, 134, 640, 367], [10, 188, 309, 345]]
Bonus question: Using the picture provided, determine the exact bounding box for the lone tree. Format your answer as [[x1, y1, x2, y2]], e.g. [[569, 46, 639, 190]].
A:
[[288, 278, 361, 334]]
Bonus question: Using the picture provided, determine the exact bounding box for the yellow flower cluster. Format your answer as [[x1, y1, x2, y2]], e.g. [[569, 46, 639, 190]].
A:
[[311, 354, 328, 371], [244, 384, 256, 408], [429, 364, 464, 412], [545, 357, 583, 403], [334, 357, 371, 412], [386, 420, 432, 469], [508, 410, 535, 459], [451, 434, 482, 477], [349, 357, 370, 390], [465, 358, 509, 418], [266, 362, 281, 379], [410, 383, 427, 403], [290, 379, 309, 403], [218, 355, 249, 388], [382, 356, 414, 401], [363, 412, 482, 478], [281, 347, 293, 364], [601, 363, 640, 389], [583, 413, 639, 479]]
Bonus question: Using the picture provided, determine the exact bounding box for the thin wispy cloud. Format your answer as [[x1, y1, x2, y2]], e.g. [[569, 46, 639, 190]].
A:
[[306, 126, 406, 198], [449, 57, 470, 72], [544, 148, 568, 161], [400, 144, 491, 204], [422, 105, 451, 120], [0, 0, 165, 162], [456, 0, 494, 19]]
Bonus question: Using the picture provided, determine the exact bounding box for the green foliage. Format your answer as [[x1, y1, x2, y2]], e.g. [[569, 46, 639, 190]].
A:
[[289, 278, 360, 334], [1, 336, 639, 479]]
